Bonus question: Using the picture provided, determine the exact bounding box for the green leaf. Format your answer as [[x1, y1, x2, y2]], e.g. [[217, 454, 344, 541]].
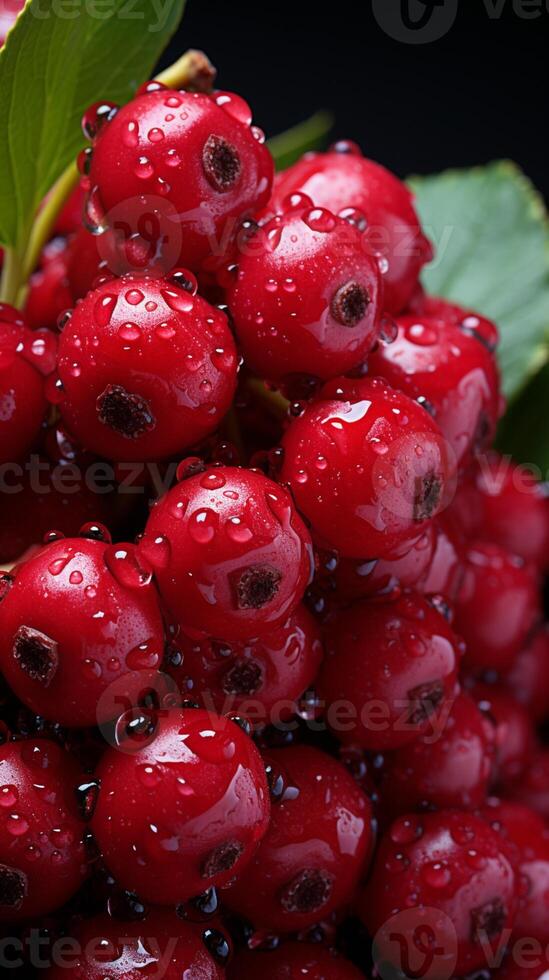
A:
[[0, 0, 186, 249], [496, 363, 549, 476], [268, 111, 333, 171], [409, 162, 549, 401]]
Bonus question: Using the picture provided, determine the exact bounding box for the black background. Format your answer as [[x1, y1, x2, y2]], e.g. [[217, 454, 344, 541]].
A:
[[162, 0, 547, 198]]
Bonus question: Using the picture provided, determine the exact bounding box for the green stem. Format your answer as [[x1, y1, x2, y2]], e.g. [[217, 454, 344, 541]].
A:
[[247, 378, 290, 418], [0, 246, 24, 306], [155, 49, 216, 92]]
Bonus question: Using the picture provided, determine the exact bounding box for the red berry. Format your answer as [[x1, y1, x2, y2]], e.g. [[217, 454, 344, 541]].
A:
[[0, 738, 87, 920], [86, 88, 273, 272], [482, 799, 549, 944], [500, 625, 549, 722], [0, 305, 53, 465], [268, 145, 432, 314], [145, 466, 313, 641], [279, 376, 455, 560], [53, 181, 86, 237], [66, 225, 170, 301], [454, 541, 540, 674], [24, 238, 73, 331], [0, 536, 165, 727], [418, 512, 466, 601], [317, 592, 460, 750], [408, 290, 500, 354], [359, 810, 518, 977], [378, 692, 495, 817], [471, 685, 535, 787], [57, 275, 238, 462], [166, 604, 323, 726], [226, 199, 383, 384], [507, 748, 549, 821], [452, 453, 549, 570], [228, 942, 364, 979], [368, 312, 501, 466], [91, 708, 270, 904], [224, 744, 373, 932], [41, 911, 228, 978]]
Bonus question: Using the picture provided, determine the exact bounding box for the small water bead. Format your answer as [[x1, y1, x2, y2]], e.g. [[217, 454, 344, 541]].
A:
[[214, 91, 252, 125], [84, 185, 108, 235], [385, 851, 410, 875], [189, 509, 217, 545], [125, 288, 145, 306], [165, 148, 181, 167], [225, 518, 253, 544], [122, 119, 139, 147], [282, 192, 314, 213], [148, 127, 165, 143], [48, 553, 73, 577], [251, 125, 266, 143], [22, 332, 58, 376], [104, 544, 153, 589], [303, 208, 337, 233], [161, 287, 194, 314], [137, 533, 171, 571], [126, 642, 161, 671], [422, 861, 451, 889], [137, 765, 161, 790], [330, 139, 362, 156], [94, 293, 118, 327], [82, 658, 102, 680], [43, 530, 65, 545], [82, 101, 118, 141], [451, 823, 476, 846], [80, 522, 112, 544], [76, 780, 100, 820], [135, 157, 154, 180], [69, 570, 83, 586], [339, 206, 368, 231], [405, 322, 439, 346], [200, 471, 227, 491], [156, 177, 171, 196], [379, 315, 399, 344], [7, 814, 29, 837], [390, 816, 424, 845], [119, 322, 142, 342], [176, 457, 206, 482], [0, 785, 18, 808]]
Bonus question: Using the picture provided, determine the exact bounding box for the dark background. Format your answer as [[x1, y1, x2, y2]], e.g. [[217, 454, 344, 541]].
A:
[[162, 0, 547, 198]]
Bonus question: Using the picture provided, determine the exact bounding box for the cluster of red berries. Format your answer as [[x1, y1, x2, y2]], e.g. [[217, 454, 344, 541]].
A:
[[0, 69, 548, 980]]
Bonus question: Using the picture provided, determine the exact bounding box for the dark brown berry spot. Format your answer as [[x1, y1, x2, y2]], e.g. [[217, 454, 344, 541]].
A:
[[331, 281, 370, 327], [202, 840, 244, 879], [473, 410, 491, 451], [97, 384, 155, 439], [0, 864, 27, 911], [233, 565, 282, 610], [471, 898, 507, 943], [13, 626, 59, 687], [0, 574, 13, 603], [280, 868, 334, 914], [202, 135, 241, 192], [407, 679, 444, 726], [414, 472, 442, 521], [222, 659, 263, 696]]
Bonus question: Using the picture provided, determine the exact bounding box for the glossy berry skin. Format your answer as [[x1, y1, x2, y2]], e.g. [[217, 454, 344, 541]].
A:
[[42, 912, 227, 979], [451, 453, 549, 570], [66, 225, 170, 301], [269, 145, 432, 313], [501, 625, 549, 722], [419, 513, 466, 601], [317, 593, 460, 751], [0, 537, 165, 727], [58, 275, 238, 462], [359, 810, 518, 978], [482, 799, 549, 944], [507, 749, 549, 821], [408, 290, 501, 354], [224, 745, 373, 933], [86, 87, 273, 273], [378, 692, 495, 818], [318, 524, 437, 603], [91, 708, 270, 905], [228, 942, 364, 979], [0, 739, 87, 921], [0, 305, 51, 465], [280, 376, 455, 560], [471, 684, 534, 787], [368, 313, 501, 466], [454, 541, 540, 674], [145, 466, 313, 641], [166, 604, 323, 725], [226, 200, 383, 383], [24, 238, 73, 331]]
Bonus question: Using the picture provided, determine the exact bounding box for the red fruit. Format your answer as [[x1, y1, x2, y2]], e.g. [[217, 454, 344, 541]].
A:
[[507, 749, 549, 821], [0, 305, 53, 466], [85, 87, 273, 272], [471, 685, 535, 787], [24, 238, 73, 331], [378, 692, 495, 817], [42, 911, 228, 978], [91, 708, 270, 904], [0, 0, 24, 47], [318, 524, 437, 603], [367, 313, 501, 466], [226, 198, 383, 384], [408, 290, 501, 354], [317, 592, 460, 751], [359, 810, 518, 977], [269, 144, 432, 314], [66, 226, 169, 301], [452, 453, 549, 570], [418, 512, 466, 601], [482, 799, 549, 944], [280, 376, 455, 560], [501, 625, 549, 722], [228, 942, 364, 979], [0, 536, 165, 727], [166, 604, 323, 726], [224, 745, 373, 932], [454, 541, 540, 674], [53, 182, 86, 237], [57, 275, 238, 462], [145, 466, 313, 641], [0, 738, 87, 920]]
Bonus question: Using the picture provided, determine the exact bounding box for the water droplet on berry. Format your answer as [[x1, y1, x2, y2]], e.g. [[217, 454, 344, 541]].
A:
[[148, 127, 165, 143], [189, 509, 217, 545], [0, 785, 18, 808], [122, 120, 139, 147], [119, 322, 142, 342], [84, 185, 108, 235], [94, 293, 118, 327], [303, 208, 336, 233], [137, 533, 171, 571], [104, 544, 153, 589], [215, 91, 252, 125]]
